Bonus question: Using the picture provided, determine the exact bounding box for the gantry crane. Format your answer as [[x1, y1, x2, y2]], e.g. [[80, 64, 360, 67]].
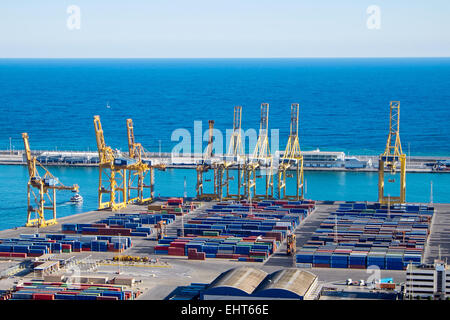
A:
[[223, 106, 245, 200], [286, 233, 297, 256], [378, 101, 406, 204], [245, 103, 274, 200], [94, 115, 133, 210], [22, 133, 79, 227], [155, 220, 166, 240], [126, 118, 154, 204], [277, 103, 304, 200], [196, 120, 222, 200]]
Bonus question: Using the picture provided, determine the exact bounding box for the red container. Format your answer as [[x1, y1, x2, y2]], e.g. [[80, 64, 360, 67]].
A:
[[196, 252, 206, 260], [61, 244, 72, 250], [168, 247, 185, 256], [216, 254, 233, 259], [167, 197, 183, 205], [33, 293, 54, 300], [171, 242, 186, 248], [81, 247, 91, 252], [312, 263, 331, 268], [154, 245, 170, 251], [28, 253, 43, 257], [249, 251, 267, 257], [97, 296, 118, 300], [349, 265, 366, 269], [10, 253, 27, 258]]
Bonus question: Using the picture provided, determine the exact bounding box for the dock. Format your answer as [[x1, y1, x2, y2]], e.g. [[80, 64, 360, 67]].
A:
[[1, 150, 448, 172]]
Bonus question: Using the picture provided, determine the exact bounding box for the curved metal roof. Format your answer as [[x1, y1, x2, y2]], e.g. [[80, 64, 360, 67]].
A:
[[207, 266, 268, 295], [255, 268, 317, 298]]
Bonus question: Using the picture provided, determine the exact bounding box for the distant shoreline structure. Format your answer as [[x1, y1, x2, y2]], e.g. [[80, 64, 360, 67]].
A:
[[1, 149, 449, 173]]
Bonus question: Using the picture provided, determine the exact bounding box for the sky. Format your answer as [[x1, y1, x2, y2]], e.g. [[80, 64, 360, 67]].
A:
[[0, 0, 449, 58]]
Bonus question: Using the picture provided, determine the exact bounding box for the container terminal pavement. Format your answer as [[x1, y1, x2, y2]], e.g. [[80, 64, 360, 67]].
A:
[[0, 198, 449, 300]]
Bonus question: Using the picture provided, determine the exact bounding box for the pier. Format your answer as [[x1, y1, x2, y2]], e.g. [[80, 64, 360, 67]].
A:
[[0, 149, 448, 173]]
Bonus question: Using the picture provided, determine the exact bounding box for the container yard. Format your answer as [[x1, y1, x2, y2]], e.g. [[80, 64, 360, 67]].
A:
[[0, 100, 449, 303], [296, 202, 434, 270], [1, 199, 450, 301]]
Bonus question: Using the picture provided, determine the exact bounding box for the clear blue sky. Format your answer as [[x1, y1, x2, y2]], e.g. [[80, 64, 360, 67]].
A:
[[0, 0, 449, 58]]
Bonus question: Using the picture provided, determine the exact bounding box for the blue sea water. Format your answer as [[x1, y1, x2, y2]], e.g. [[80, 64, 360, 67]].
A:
[[0, 58, 449, 230], [0, 165, 448, 231], [0, 58, 449, 154]]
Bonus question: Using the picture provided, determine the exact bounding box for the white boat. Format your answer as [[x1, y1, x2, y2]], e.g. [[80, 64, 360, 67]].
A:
[[70, 193, 83, 203]]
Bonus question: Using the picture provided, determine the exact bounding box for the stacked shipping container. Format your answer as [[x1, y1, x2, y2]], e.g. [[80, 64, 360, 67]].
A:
[[154, 200, 315, 262], [296, 202, 434, 270], [0, 233, 132, 257], [5, 281, 138, 300]]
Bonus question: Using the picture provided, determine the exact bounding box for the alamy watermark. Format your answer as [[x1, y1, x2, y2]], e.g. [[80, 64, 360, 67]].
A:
[[366, 5, 381, 30], [67, 5, 81, 30], [170, 121, 281, 174]]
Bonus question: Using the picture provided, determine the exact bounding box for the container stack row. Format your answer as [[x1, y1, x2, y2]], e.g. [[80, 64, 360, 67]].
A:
[[155, 235, 280, 262], [148, 198, 198, 216], [182, 199, 316, 240], [0, 233, 132, 257], [166, 283, 209, 300], [296, 202, 434, 270], [62, 212, 176, 237], [6, 281, 138, 300]]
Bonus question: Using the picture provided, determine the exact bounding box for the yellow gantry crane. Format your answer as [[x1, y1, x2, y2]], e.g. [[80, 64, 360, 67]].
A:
[[223, 106, 245, 200], [378, 101, 406, 204], [126, 118, 154, 204], [245, 103, 274, 200], [196, 120, 222, 200], [94, 115, 130, 210], [22, 133, 79, 227], [277, 103, 304, 200]]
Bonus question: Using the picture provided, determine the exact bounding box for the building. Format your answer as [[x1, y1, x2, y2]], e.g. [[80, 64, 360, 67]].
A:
[[302, 150, 345, 168], [200, 267, 319, 300], [405, 260, 450, 300], [344, 156, 371, 169]]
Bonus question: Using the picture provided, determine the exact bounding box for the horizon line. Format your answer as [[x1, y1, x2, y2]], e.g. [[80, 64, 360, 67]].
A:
[[0, 56, 449, 59]]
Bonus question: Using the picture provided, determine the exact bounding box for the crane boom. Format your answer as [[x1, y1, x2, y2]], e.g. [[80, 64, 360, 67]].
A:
[[22, 133, 79, 227], [223, 106, 245, 200], [93, 115, 127, 210], [125, 118, 154, 204], [378, 101, 406, 204], [278, 103, 304, 200], [246, 103, 273, 200]]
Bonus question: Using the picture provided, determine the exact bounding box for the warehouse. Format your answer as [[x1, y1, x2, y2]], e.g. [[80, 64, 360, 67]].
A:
[[201, 267, 268, 298], [254, 268, 318, 300], [200, 267, 319, 300]]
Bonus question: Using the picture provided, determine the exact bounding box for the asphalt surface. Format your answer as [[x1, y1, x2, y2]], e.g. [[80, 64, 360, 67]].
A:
[[1, 200, 449, 299]]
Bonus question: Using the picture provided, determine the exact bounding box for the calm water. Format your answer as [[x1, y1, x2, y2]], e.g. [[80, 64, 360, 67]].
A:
[[0, 165, 448, 231], [0, 58, 449, 230], [0, 58, 450, 155]]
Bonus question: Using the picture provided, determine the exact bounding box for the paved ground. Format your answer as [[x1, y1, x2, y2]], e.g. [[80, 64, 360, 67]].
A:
[[1, 200, 450, 299], [424, 203, 450, 263], [263, 201, 336, 268]]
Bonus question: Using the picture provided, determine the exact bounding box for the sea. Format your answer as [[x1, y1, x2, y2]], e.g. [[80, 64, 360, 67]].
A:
[[0, 58, 449, 230]]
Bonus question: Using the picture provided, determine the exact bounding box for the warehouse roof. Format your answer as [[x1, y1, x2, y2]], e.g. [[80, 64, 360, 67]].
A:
[[254, 268, 317, 299], [206, 267, 268, 296]]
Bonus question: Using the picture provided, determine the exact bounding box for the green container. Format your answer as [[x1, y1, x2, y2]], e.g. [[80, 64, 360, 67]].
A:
[[203, 231, 219, 236]]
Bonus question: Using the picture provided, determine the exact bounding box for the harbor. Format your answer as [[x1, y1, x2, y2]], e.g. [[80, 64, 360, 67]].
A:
[[1, 149, 449, 173]]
